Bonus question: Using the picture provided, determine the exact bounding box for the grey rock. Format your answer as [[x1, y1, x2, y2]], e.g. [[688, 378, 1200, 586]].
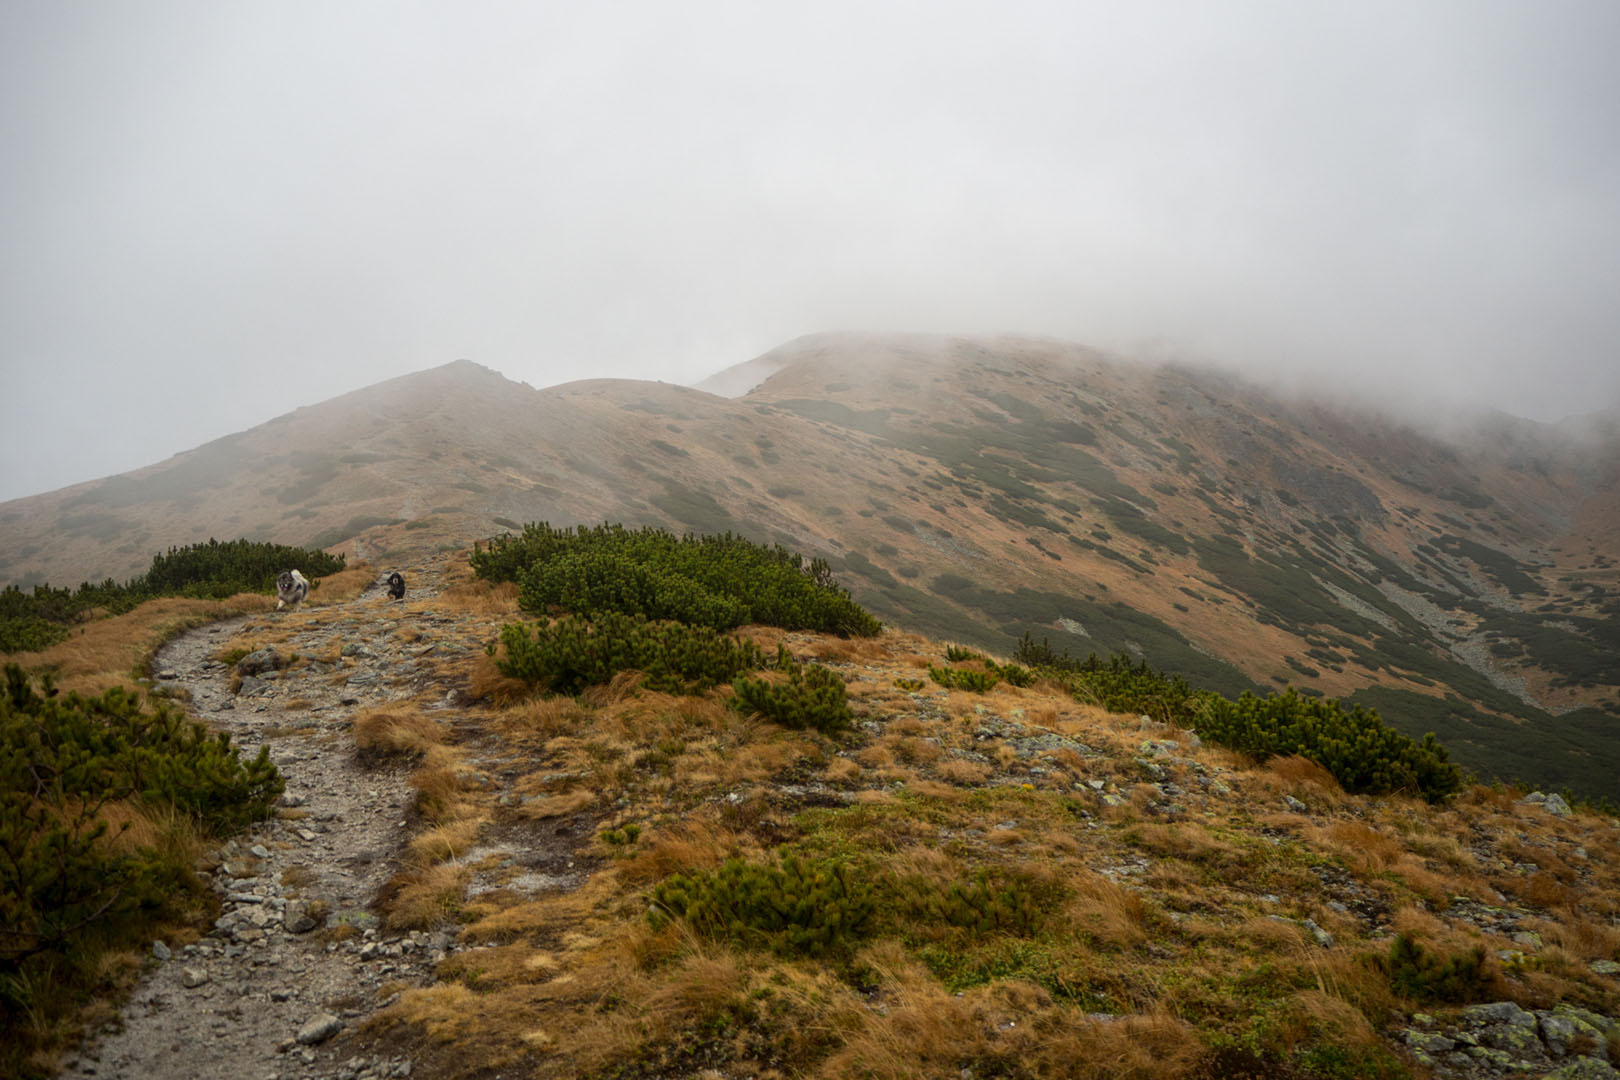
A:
[[297, 1013, 344, 1045], [1478, 1019, 1545, 1055], [1544, 793, 1573, 816], [1401, 1029, 1456, 1054], [1302, 919, 1334, 948], [151, 940, 171, 961], [235, 648, 288, 677], [1544, 1060, 1620, 1080], [181, 966, 210, 988], [1540, 1012, 1580, 1057], [1283, 795, 1309, 813], [1591, 959, 1620, 976], [1463, 1001, 1538, 1029], [284, 900, 319, 934]]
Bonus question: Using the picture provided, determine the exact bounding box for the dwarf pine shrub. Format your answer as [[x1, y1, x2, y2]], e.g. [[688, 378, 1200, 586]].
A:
[[1194, 689, 1463, 802], [929, 665, 1000, 693], [472, 522, 880, 636], [494, 612, 766, 695], [1014, 635, 1204, 722], [731, 650, 852, 734], [1014, 634, 1463, 802], [892, 869, 1047, 935], [650, 853, 875, 956], [0, 665, 282, 1049], [2, 538, 346, 653], [1377, 932, 1495, 1003]]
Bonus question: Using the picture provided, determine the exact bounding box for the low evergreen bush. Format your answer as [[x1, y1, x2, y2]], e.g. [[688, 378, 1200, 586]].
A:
[[2, 538, 345, 654], [0, 665, 282, 1055], [1014, 634, 1462, 803], [1377, 932, 1495, 1003], [650, 853, 875, 956], [1013, 635, 1203, 722], [472, 522, 880, 637], [494, 612, 765, 695], [731, 649, 852, 733], [892, 869, 1046, 935], [928, 665, 1000, 693], [1195, 689, 1462, 802]]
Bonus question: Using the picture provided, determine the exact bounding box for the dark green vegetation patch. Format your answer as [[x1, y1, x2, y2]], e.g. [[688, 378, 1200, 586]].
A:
[[495, 612, 766, 696], [1, 666, 282, 1075], [2, 539, 346, 654], [1013, 639, 1463, 803], [472, 522, 880, 637]]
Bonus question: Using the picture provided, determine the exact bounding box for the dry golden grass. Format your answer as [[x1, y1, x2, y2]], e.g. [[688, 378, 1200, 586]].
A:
[[308, 563, 376, 605], [514, 790, 596, 821], [381, 862, 472, 930], [13, 594, 273, 695], [492, 696, 590, 744], [437, 578, 522, 617], [316, 575, 1620, 1080], [469, 650, 531, 705], [353, 705, 446, 758], [935, 758, 992, 786], [408, 818, 488, 864]]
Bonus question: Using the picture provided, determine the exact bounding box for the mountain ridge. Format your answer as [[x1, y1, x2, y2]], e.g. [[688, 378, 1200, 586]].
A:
[[4, 334, 1618, 798]]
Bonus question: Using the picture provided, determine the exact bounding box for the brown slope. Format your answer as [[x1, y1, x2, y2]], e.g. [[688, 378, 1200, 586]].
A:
[[3, 336, 1617, 795]]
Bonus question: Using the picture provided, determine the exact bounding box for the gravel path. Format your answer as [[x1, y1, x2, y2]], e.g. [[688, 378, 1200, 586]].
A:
[[64, 560, 467, 1080]]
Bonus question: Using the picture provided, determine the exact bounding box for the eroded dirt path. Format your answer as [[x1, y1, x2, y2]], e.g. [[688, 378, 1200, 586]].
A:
[[64, 558, 471, 1080]]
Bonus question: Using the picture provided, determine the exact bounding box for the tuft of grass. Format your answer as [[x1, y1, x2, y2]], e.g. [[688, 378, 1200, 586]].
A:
[[353, 705, 445, 759]]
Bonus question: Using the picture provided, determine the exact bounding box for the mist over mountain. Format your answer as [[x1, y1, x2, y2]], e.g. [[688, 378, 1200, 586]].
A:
[[3, 334, 1617, 798]]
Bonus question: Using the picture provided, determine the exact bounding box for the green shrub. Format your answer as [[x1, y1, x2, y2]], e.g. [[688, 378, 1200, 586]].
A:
[[494, 613, 765, 696], [991, 662, 1035, 688], [2, 539, 346, 653], [650, 854, 875, 956], [1013, 635, 1203, 723], [1194, 689, 1462, 802], [470, 522, 880, 637], [1376, 932, 1495, 1003], [891, 869, 1046, 935], [944, 644, 984, 663], [731, 650, 852, 734], [519, 549, 749, 630], [0, 616, 70, 654], [0, 665, 282, 1060], [929, 665, 1000, 693], [1014, 634, 1463, 802]]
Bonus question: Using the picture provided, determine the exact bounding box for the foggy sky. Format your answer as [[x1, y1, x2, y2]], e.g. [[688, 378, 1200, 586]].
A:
[[3, 1, 1619, 502]]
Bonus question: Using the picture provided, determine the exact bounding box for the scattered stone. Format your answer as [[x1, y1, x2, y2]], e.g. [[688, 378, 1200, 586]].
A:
[[1544, 1060, 1620, 1080], [296, 1013, 344, 1045], [283, 901, 319, 934], [1283, 795, 1308, 813], [235, 648, 288, 677], [1591, 959, 1620, 976], [151, 940, 171, 962], [181, 967, 210, 988]]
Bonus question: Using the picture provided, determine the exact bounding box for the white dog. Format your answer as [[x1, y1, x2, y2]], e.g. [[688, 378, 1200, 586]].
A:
[[276, 569, 309, 610]]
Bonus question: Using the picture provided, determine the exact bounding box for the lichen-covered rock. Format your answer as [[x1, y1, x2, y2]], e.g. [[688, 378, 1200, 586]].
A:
[[1543, 1058, 1620, 1080], [1402, 1028, 1456, 1055]]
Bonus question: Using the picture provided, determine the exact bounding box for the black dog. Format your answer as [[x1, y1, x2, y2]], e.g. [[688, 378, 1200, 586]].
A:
[[387, 571, 406, 601]]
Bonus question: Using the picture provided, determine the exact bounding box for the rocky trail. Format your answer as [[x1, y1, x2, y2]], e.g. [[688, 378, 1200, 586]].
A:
[[62, 557, 486, 1080]]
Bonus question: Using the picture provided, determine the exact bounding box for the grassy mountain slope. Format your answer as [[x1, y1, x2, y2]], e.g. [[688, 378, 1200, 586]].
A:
[[3, 337, 1617, 797]]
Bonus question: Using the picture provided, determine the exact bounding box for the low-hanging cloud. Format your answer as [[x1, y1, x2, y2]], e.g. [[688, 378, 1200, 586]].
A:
[[3, 0, 1618, 501]]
